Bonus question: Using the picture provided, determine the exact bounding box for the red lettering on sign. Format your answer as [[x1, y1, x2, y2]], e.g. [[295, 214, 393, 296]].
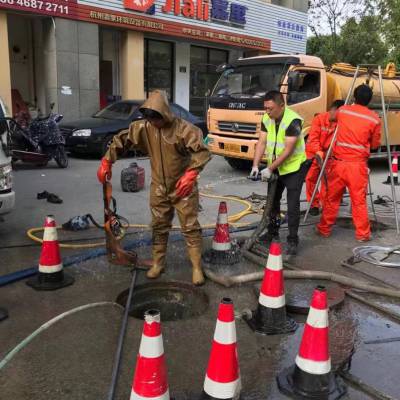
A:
[[162, 0, 173, 12], [182, 0, 194, 17], [124, 0, 155, 12]]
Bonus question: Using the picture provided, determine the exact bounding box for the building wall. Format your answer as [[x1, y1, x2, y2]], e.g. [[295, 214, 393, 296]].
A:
[[175, 42, 191, 109], [78, 0, 308, 54], [0, 12, 11, 113], [54, 18, 100, 121]]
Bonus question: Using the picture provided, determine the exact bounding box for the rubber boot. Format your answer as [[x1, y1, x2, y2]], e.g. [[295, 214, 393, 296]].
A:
[[146, 243, 167, 279], [187, 246, 205, 286]]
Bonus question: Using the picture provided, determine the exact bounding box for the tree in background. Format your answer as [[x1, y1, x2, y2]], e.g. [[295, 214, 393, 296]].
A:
[[307, 0, 389, 67], [308, 0, 368, 55], [338, 16, 387, 66], [375, 0, 400, 65]]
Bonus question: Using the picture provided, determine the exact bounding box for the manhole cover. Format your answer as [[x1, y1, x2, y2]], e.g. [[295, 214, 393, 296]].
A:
[[116, 281, 209, 321], [285, 280, 345, 314], [336, 217, 388, 232]]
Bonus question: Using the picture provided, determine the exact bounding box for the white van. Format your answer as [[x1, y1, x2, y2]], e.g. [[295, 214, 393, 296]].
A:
[[0, 97, 15, 216]]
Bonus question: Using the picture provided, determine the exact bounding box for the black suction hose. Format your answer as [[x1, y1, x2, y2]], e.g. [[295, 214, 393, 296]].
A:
[[107, 269, 138, 400]]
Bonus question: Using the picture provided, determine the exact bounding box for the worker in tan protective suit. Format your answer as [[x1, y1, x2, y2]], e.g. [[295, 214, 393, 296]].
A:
[[97, 90, 211, 285]]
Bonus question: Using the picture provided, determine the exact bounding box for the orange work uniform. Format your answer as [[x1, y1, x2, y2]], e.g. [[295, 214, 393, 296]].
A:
[[305, 112, 336, 208], [317, 104, 381, 240]]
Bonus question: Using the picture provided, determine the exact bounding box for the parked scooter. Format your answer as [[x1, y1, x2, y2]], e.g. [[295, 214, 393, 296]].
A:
[[6, 104, 68, 168]]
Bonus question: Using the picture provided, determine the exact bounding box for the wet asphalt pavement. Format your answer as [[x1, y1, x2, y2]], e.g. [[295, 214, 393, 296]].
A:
[[1, 155, 400, 399]]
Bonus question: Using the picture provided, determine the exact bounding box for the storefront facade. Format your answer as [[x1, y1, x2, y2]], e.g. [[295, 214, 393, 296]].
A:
[[0, 0, 307, 120]]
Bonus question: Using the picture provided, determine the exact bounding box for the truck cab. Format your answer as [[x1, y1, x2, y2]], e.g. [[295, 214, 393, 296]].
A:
[[0, 98, 15, 216], [207, 55, 327, 169]]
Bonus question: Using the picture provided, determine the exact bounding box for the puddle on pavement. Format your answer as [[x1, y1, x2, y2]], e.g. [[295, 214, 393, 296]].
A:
[[116, 281, 209, 321]]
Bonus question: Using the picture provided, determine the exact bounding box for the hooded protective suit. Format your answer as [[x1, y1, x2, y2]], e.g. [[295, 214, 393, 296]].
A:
[[103, 90, 211, 284]]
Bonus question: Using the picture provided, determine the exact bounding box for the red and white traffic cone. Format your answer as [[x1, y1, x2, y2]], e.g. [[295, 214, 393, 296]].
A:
[[277, 286, 347, 399], [26, 215, 74, 290], [130, 310, 170, 400], [212, 201, 231, 252], [203, 202, 241, 265], [383, 153, 399, 185], [200, 298, 241, 400], [245, 241, 297, 335]]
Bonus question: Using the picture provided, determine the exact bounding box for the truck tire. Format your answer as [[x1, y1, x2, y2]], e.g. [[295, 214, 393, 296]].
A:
[[225, 157, 253, 171]]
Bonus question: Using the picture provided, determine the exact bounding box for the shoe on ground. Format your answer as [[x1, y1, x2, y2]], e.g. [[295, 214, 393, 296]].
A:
[[315, 227, 331, 238], [146, 265, 165, 279], [37, 190, 49, 200], [47, 193, 63, 204], [192, 267, 205, 286], [309, 207, 320, 216], [357, 237, 370, 242], [286, 241, 298, 256]]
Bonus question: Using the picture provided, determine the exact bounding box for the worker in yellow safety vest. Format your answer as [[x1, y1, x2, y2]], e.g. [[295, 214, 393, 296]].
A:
[[249, 90, 309, 255]]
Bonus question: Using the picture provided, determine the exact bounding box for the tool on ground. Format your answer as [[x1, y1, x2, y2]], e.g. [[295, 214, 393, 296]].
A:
[[200, 297, 241, 400], [304, 65, 400, 234], [103, 181, 137, 266], [26, 215, 74, 291], [107, 269, 138, 400], [244, 173, 278, 255], [348, 245, 400, 268], [202, 201, 241, 265], [383, 153, 399, 185], [277, 286, 347, 399], [244, 241, 297, 335], [121, 162, 145, 192], [129, 309, 170, 400]]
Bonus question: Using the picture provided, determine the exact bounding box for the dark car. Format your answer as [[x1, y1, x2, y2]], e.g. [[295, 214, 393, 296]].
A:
[[60, 100, 208, 157]]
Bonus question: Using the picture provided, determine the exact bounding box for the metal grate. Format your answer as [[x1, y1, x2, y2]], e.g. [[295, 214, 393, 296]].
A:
[[218, 121, 257, 134]]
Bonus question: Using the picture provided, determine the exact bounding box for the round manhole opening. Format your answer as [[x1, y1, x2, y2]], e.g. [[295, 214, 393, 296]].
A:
[[116, 281, 209, 321]]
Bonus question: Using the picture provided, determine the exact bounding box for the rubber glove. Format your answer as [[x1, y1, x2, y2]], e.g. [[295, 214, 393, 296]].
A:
[[248, 166, 259, 181], [175, 169, 199, 198], [97, 158, 112, 184], [315, 151, 324, 167], [261, 167, 273, 182]]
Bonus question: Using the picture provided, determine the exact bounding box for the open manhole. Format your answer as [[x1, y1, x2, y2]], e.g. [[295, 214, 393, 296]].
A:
[[336, 217, 389, 232], [116, 281, 209, 321]]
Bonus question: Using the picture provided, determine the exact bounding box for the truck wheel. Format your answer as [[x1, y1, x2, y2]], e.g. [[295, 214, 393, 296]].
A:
[[225, 157, 253, 171]]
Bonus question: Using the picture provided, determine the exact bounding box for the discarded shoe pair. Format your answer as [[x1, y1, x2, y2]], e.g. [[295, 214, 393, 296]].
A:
[[37, 190, 63, 204]]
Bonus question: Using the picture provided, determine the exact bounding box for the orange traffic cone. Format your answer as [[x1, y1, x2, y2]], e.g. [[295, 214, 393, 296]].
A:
[[130, 310, 170, 400], [245, 241, 297, 335], [200, 298, 241, 400], [203, 202, 241, 265], [26, 215, 74, 290], [383, 153, 399, 185], [277, 286, 347, 399]]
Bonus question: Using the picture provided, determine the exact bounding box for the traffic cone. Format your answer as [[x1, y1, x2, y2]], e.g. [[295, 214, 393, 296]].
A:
[[200, 298, 241, 400], [26, 215, 74, 290], [383, 153, 399, 185], [277, 286, 347, 399], [130, 309, 170, 400], [245, 241, 297, 335], [203, 202, 241, 265]]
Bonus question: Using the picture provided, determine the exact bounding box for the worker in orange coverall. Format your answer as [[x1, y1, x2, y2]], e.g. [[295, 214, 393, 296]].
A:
[[317, 84, 381, 241], [305, 100, 345, 216]]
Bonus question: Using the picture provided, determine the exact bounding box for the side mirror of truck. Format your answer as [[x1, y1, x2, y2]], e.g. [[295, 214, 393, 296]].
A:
[[288, 71, 302, 92]]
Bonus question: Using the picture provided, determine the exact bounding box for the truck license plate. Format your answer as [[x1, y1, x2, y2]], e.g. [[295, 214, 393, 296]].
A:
[[225, 143, 241, 153]]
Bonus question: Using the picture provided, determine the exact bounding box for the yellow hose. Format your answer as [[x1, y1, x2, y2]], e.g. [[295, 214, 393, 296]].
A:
[[26, 193, 256, 249]]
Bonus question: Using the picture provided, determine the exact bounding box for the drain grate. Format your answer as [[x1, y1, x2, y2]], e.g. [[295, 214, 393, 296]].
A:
[[116, 281, 209, 321]]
